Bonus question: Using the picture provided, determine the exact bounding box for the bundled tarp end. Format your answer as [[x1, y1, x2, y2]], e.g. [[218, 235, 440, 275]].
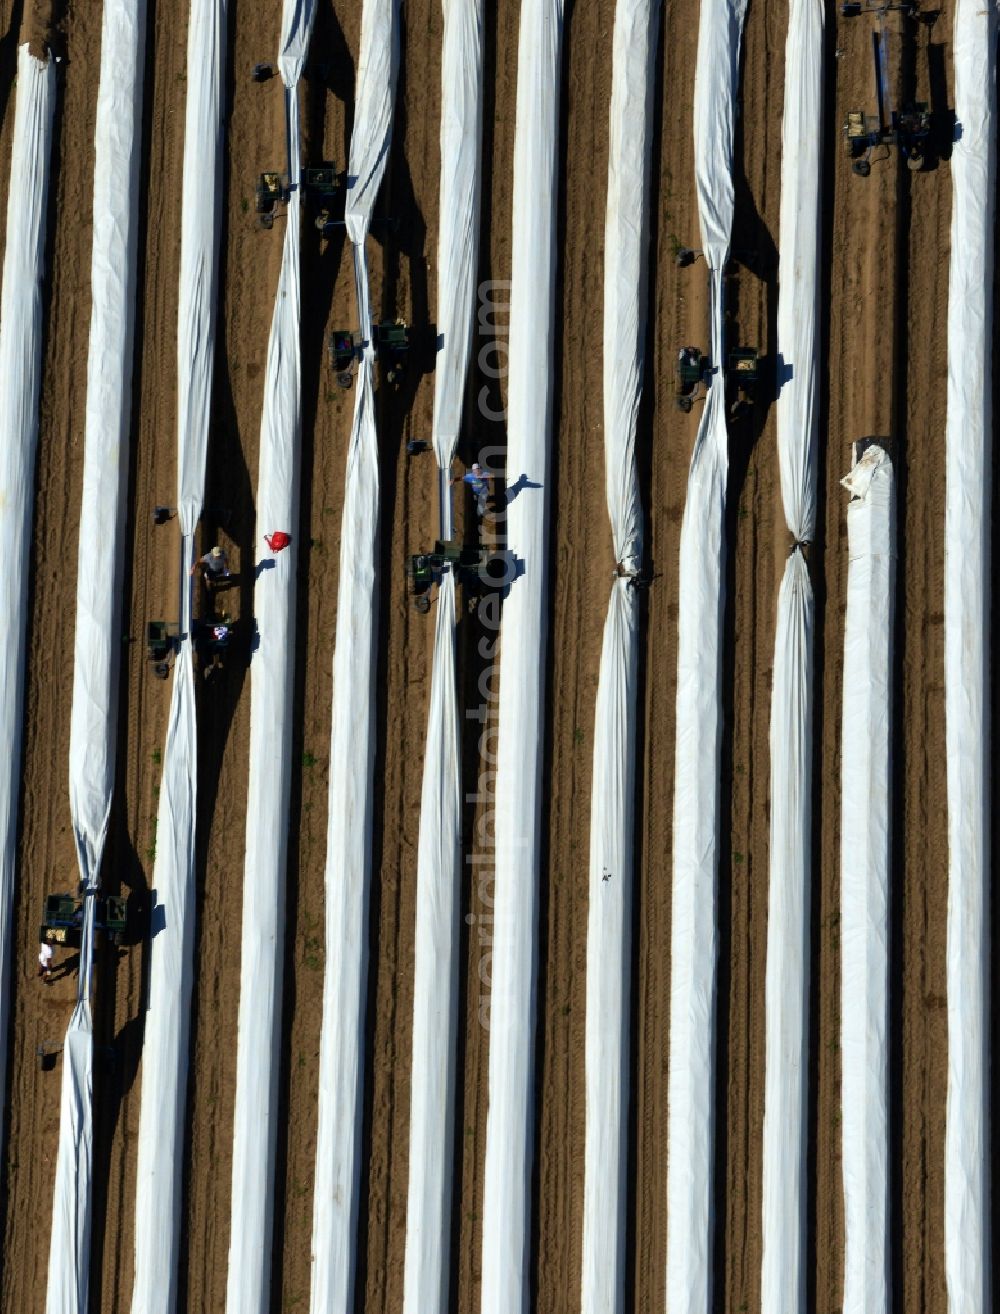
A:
[[0, 43, 56, 1121], [760, 549, 813, 1312], [479, 3, 563, 1310], [944, 3, 995, 1308], [840, 446, 894, 1314], [310, 1, 393, 1307], [401, 0, 482, 1307], [580, 0, 655, 1308]]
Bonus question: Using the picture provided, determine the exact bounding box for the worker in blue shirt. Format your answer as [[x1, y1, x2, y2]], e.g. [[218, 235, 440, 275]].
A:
[[451, 461, 493, 517]]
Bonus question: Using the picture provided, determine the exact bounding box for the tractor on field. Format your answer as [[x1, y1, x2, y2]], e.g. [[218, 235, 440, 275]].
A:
[[406, 540, 506, 613], [146, 619, 178, 680], [329, 321, 411, 389], [375, 320, 411, 386], [675, 345, 705, 412], [256, 164, 346, 229], [675, 344, 759, 417], [255, 171, 289, 228], [841, 1, 932, 175], [39, 890, 127, 949]]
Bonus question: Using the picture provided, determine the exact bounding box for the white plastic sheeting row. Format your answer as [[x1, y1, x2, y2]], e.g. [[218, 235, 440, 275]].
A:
[[840, 446, 895, 1314], [775, 0, 822, 544], [68, 0, 146, 898], [760, 5, 823, 1310], [760, 549, 813, 1312], [664, 3, 745, 1309], [131, 631, 197, 1314], [944, 4, 995, 1309], [226, 6, 315, 1311], [582, 586, 639, 1311], [131, 2, 226, 1308], [47, 982, 96, 1314], [580, 0, 657, 1309], [47, 1010, 94, 1314], [402, 571, 462, 1313], [401, 1, 482, 1309], [0, 45, 56, 1121], [47, 5, 147, 1310], [479, 3, 563, 1309], [310, 3, 398, 1308]]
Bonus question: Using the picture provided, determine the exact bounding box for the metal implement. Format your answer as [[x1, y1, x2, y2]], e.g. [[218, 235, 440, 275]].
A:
[[674, 345, 759, 414], [255, 171, 290, 228], [675, 346, 705, 412], [328, 329, 363, 388], [301, 166, 344, 200], [257, 164, 346, 231], [841, 3, 930, 174], [406, 539, 501, 612], [146, 619, 179, 680], [374, 320, 410, 385], [40, 892, 128, 948]]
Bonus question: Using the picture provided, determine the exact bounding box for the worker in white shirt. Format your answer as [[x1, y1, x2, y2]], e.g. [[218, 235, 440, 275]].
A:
[[37, 941, 54, 983]]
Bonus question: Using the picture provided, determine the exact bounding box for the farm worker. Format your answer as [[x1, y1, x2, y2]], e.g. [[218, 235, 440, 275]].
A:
[[265, 530, 292, 553], [37, 941, 54, 983], [190, 545, 230, 581], [451, 462, 493, 517]]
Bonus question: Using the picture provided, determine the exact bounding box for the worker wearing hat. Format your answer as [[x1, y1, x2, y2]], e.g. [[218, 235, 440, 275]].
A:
[[450, 461, 493, 518], [189, 544, 231, 585]]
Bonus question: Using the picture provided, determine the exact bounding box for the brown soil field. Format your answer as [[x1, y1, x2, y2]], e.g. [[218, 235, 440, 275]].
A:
[[0, 0, 978, 1310]]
